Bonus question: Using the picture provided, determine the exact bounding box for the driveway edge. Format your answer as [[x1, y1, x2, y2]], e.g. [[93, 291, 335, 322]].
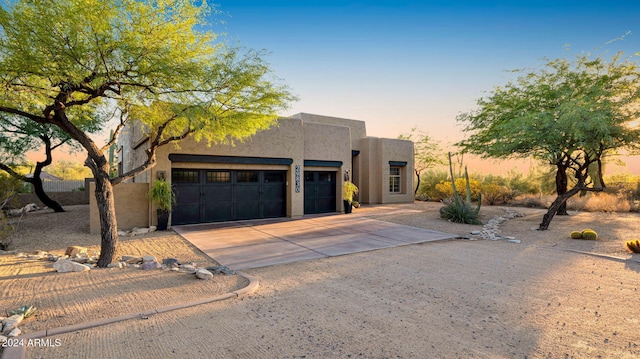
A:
[[0, 271, 259, 359]]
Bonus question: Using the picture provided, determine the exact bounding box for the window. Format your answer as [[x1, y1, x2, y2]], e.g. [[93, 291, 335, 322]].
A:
[[237, 171, 259, 182], [264, 171, 285, 183], [389, 167, 401, 193], [206, 171, 230, 183], [172, 170, 199, 183]]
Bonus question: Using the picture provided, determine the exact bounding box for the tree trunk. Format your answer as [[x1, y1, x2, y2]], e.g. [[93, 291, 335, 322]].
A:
[[555, 164, 569, 215], [93, 164, 119, 267], [414, 169, 421, 195], [539, 186, 582, 230], [28, 175, 64, 212], [29, 148, 64, 212]]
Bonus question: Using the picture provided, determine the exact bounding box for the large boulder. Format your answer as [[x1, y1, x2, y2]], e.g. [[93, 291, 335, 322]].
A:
[[53, 259, 91, 273]]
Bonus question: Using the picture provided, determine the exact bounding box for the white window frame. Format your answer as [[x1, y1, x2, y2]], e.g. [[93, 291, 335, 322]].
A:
[[389, 167, 401, 193]]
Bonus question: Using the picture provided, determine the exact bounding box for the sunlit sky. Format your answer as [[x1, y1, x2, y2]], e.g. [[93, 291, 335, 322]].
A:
[[212, 0, 640, 172]]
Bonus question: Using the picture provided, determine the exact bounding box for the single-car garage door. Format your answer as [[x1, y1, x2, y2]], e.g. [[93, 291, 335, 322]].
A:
[[171, 169, 286, 225], [304, 171, 337, 214]]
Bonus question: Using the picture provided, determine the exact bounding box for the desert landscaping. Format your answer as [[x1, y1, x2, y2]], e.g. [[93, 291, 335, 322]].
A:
[[1, 202, 640, 358]]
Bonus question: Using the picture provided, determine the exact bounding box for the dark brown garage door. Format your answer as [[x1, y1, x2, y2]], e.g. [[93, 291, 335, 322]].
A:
[[172, 169, 286, 225]]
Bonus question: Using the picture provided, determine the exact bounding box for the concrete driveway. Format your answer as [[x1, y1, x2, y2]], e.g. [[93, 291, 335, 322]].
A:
[[173, 213, 457, 270]]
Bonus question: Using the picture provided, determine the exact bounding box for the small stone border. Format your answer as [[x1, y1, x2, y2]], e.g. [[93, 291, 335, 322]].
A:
[[464, 208, 525, 243], [0, 271, 259, 359]]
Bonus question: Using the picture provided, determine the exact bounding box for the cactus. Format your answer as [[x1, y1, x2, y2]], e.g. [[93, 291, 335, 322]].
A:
[[626, 240, 640, 253], [581, 229, 598, 240], [440, 153, 482, 225], [570, 231, 583, 239]]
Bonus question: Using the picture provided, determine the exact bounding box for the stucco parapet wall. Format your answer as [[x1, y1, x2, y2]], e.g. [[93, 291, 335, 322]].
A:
[[291, 113, 367, 149]]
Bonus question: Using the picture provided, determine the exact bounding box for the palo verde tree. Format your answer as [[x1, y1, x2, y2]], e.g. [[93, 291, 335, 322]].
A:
[[398, 127, 443, 195], [0, 0, 296, 266], [0, 114, 100, 212], [457, 53, 640, 230]]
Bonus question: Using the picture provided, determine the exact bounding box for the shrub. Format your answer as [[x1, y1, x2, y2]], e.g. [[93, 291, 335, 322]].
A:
[[566, 192, 631, 212], [481, 183, 514, 205], [625, 240, 640, 253], [434, 177, 482, 202], [416, 169, 449, 201]]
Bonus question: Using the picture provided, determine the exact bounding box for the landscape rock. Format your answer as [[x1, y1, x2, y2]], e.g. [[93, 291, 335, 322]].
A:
[[179, 264, 197, 273], [107, 262, 125, 268], [207, 265, 236, 275], [0, 335, 7, 344], [121, 255, 141, 264], [53, 258, 91, 273], [162, 258, 181, 267], [132, 227, 150, 235], [141, 261, 161, 270], [7, 328, 21, 337], [142, 255, 157, 263], [508, 239, 522, 244], [195, 268, 214, 280], [468, 208, 523, 243], [2, 314, 23, 335], [64, 246, 87, 257]]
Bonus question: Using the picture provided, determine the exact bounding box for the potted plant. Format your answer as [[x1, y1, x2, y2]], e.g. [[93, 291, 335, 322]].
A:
[[147, 178, 175, 230], [343, 181, 359, 214]]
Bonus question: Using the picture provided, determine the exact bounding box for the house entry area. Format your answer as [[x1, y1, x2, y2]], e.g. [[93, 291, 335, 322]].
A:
[[304, 171, 337, 214], [171, 169, 287, 225]]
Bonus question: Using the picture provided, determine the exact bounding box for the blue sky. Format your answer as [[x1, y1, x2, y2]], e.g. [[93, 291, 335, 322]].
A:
[[16, 1, 636, 174], [211, 0, 640, 152]]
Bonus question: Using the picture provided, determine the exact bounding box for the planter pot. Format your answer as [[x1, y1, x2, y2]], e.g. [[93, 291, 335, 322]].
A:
[[157, 209, 170, 231], [343, 200, 353, 214]]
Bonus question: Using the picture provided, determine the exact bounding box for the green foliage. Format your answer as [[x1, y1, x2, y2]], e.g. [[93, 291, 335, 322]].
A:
[[439, 153, 482, 225], [416, 169, 449, 201], [47, 160, 93, 180], [0, 0, 296, 265], [343, 181, 359, 203], [435, 177, 482, 201], [581, 229, 599, 241], [625, 240, 640, 253], [457, 52, 640, 229], [147, 179, 176, 212], [481, 183, 513, 205]]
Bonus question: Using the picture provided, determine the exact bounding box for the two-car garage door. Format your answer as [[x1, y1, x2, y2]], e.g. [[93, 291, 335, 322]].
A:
[[171, 169, 287, 225]]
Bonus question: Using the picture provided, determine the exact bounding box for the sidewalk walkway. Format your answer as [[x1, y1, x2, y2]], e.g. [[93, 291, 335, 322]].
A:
[[173, 214, 457, 270]]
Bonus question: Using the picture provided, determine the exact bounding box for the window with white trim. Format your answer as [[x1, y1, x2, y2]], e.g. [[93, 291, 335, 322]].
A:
[[389, 167, 401, 193]]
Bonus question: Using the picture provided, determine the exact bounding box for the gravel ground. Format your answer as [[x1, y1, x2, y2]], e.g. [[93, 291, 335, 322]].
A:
[[4, 202, 640, 358]]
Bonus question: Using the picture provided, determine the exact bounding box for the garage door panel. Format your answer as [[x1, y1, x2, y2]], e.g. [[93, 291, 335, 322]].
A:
[[172, 169, 286, 224], [304, 171, 336, 214], [203, 185, 232, 201], [172, 205, 201, 225], [235, 201, 260, 220], [203, 203, 232, 222]]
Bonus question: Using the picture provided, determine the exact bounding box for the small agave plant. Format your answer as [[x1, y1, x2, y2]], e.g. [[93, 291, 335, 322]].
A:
[[8, 305, 37, 318]]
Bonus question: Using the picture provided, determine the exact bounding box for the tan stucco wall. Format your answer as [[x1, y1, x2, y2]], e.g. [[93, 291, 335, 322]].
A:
[[89, 182, 150, 234], [150, 118, 307, 222], [293, 113, 367, 150], [379, 138, 415, 203], [117, 113, 414, 224], [359, 137, 414, 204]]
